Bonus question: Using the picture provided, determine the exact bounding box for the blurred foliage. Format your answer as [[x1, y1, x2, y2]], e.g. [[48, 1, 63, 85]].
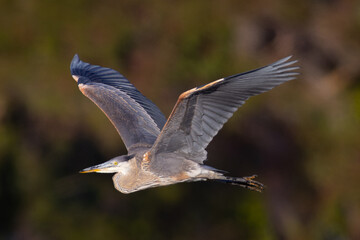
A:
[[1, 0, 360, 239]]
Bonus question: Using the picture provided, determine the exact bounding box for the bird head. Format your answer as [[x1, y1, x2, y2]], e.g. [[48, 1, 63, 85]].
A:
[[80, 156, 131, 174]]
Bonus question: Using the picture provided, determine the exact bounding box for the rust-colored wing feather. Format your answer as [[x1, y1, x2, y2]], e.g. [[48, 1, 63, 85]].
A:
[[70, 54, 166, 152], [149, 56, 299, 164]]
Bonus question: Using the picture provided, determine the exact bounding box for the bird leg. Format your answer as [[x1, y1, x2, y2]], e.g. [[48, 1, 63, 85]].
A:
[[242, 175, 265, 192], [213, 174, 265, 192]]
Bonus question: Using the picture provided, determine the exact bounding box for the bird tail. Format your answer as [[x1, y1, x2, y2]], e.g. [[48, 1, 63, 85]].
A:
[[211, 174, 265, 192]]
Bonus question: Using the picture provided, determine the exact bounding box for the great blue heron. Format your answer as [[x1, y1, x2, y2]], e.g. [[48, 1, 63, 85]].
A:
[[70, 55, 298, 193]]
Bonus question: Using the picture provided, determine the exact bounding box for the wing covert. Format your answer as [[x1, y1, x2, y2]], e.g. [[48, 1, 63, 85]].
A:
[[70, 54, 167, 152], [149, 56, 299, 164]]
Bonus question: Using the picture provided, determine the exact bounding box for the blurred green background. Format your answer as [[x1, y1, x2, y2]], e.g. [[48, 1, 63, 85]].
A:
[[1, 0, 360, 239]]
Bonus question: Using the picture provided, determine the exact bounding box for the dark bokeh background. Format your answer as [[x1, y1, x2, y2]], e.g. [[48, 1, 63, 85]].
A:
[[1, 1, 360, 239]]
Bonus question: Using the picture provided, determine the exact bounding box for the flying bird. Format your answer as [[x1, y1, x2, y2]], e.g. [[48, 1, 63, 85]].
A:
[[70, 55, 298, 193]]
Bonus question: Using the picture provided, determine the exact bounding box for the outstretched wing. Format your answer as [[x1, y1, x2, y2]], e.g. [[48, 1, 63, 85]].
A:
[[148, 56, 298, 164], [70, 54, 166, 153]]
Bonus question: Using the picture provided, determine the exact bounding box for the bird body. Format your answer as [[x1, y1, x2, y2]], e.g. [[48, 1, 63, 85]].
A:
[[82, 149, 225, 193], [70, 55, 298, 193]]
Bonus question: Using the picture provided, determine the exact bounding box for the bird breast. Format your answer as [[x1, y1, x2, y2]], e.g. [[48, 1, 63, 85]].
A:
[[111, 165, 160, 194]]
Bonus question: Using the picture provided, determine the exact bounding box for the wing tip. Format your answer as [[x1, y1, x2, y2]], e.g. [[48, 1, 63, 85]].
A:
[[270, 56, 300, 78], [274, 55, 297, 66], [70, 53, 86, 76], [72, 53, 80, 64], [270, 55, 291, 66]]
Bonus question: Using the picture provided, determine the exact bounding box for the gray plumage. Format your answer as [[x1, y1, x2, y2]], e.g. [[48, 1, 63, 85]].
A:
[[71, 54, 166, 152], [71, 55, 298, 193]]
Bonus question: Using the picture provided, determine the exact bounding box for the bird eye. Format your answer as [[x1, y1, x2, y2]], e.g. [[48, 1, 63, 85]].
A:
[[114, 161, 118, 165]]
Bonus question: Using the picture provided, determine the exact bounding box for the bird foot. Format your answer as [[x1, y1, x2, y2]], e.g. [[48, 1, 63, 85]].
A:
[[243, 175, 265, 192]]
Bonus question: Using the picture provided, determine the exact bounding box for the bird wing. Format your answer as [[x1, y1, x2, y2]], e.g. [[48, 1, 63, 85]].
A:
[[70, 54, 167, 153], [148, 56, 298, 164]]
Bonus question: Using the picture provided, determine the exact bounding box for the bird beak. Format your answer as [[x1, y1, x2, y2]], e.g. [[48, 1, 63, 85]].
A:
[[79, 166, 99, 173], [79, 161, 115, 173]]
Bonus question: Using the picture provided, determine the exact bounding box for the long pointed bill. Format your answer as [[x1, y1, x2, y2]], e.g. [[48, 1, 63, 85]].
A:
[[79, 166, 100, 173], [79, 161, 115, 173]]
